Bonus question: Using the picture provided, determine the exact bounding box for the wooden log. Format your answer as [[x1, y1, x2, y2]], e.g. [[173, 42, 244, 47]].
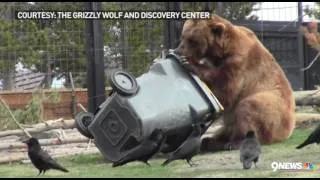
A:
[[295, 113, 320, 123], [295, 106, 320, 113], [0, 119, 75, 138], [201, 117, 225, 140], [202, 112, 320, 139], [294, 90, 320, 97], [45, 118, 64, 124], [294, 90, 320, 106], [0, 136, 91, 151]]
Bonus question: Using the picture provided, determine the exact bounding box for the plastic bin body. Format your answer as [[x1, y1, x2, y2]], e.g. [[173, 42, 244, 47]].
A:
[[87, 53, 224, 162]]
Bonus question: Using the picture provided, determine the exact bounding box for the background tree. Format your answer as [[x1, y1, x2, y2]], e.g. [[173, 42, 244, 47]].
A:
[[182, 2, 260, 20], [304, 2, 320, 19]]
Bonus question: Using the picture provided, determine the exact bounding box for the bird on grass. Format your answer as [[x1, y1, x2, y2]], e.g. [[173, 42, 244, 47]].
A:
[[23, 137, 69, 176], [296, 123, 320, 149], [161, 106, 210, 167], [239, 131, 261, 170], [112, 128, 166, 167], [161, 123, 202, 167]]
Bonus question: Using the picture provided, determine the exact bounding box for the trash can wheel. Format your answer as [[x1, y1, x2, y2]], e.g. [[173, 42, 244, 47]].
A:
[[110, 70, 139, 96], [75, 111, 94, 139]]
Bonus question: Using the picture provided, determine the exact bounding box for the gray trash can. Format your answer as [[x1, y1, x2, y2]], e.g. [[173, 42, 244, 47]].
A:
[[75, 51, 224, 162]]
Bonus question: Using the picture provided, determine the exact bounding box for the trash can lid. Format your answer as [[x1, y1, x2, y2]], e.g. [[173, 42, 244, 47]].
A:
[[166, 51, 224, 114]]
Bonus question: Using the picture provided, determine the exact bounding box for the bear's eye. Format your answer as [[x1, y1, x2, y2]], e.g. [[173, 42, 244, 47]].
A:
[[212, 27, 223, 37]]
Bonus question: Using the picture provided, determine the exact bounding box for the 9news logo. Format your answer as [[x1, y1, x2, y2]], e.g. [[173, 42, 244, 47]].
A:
[[271, 161, 318, 172]]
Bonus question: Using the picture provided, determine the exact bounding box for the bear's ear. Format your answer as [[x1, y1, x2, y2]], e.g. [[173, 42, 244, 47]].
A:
[[211, 22, 226, 37]]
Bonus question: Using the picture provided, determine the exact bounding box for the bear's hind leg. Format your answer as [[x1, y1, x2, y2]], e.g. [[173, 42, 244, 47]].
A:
[[230, 91, 295, 145]]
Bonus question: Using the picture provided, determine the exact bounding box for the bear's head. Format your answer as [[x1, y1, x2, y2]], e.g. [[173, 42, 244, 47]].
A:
[[175, 15, 254, 67]]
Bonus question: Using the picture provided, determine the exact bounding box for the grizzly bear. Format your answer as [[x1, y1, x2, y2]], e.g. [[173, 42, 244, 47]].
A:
[[174, 15, 296, 151]]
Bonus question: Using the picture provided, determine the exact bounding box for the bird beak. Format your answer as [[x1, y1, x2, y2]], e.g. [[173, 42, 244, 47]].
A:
[[22, 140, 27, 144]]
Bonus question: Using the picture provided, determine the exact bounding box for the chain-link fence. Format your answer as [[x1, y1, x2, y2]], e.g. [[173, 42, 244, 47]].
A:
[[0, 2, 87, 91]]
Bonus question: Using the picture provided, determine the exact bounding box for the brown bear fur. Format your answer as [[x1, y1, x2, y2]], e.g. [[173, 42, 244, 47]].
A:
[[175, 15, 296, 151]]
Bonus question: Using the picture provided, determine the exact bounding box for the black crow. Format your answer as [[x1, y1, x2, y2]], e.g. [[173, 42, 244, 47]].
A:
[[296, 123, 320, 149], [112, 128, 166, 167], [23, 137, 69, 176], [240, 131, 261, 169], [161, 123, 202, 167]]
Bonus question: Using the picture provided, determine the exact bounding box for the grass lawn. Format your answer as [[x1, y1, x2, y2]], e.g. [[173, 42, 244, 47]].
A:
[[0, 127, 319, 178]]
